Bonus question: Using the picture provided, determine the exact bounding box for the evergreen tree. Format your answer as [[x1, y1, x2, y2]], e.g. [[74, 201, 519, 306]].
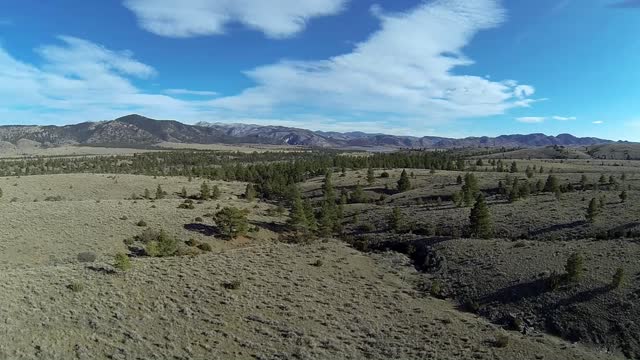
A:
[[366, 167, 375, 185], [580, 175, 588, 190], [211, 185, 221, 200], [544, 175, 560, 193], [469, 194, 493, 239], [612, 268, 625, 289], [200, 182, 210, 200], [586, 197, 599, 223], [462, 173, 479, 207], [155, 184, 165, 200], [244, 183, 257, 202], [619, 190, 627, 203], [525, 166, 534, 178], [510, 161, 518, 173], [389, 207, 405, 233], [214, 207, 249, 239], [303, 199, 318, 233], [144, 188, 151, 199], [565, 252, 583, 282], [288, 189, 308, 233], [456, 175, 463, 185], [397, 169, 411, 193], [350, 183, 366, 203], [180, 186, 187, 198]]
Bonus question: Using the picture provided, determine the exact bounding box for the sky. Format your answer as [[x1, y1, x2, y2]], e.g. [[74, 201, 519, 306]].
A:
[[0, 0, 639, 140]]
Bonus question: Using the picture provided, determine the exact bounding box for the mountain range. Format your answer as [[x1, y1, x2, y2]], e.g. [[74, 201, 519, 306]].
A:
[[0, 114, 619, 149]]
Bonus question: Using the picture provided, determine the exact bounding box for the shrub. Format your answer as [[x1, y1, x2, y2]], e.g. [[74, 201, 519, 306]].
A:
[[222, 280, 242, 290], [136, 220, 148, 227], [565, 252, 584, 283], [312, 259, 324, 267], [145, 230, 178, 257], [113, 253, 132, 272], [197, 243, 213, 252], [185, 238, 199, 247], [67, 282, 84, 293], [178, 201, 195, 209], [44, 195, 64, 201], [492, 334, 510, 348], [195, 216, 203, 222], [430, 280, 443, 298], [77, 252, 97, 263], [612, 268, 625, 289], [380, 172, 390, 178]]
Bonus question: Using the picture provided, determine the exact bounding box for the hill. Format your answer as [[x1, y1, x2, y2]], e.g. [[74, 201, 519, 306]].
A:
[[0, 114, 619, 149]]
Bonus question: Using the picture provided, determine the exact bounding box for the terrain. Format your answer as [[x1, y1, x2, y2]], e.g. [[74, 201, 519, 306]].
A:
[[0, 132, 638, 359], [0, 114, 621, 150]]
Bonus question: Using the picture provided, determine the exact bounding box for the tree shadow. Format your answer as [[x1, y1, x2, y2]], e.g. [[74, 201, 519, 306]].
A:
[[184, 223, 219, 236], [249, 220, 289, 233], [551, 285, 612, 309], [528, 220, 586, 237], [478, 278, 550, 305], [86, 265, 116, 275]]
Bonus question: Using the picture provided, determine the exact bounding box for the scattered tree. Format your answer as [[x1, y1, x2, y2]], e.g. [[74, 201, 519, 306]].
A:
[[586, 197, 599, 223], [565, 252, 583, 282], [214, 207, 250, 239], [397, 169, 412, 193], [469, 194, 493, 239]]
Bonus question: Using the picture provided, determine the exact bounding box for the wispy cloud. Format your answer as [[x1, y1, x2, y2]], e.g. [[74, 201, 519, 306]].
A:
[[210, 0, 536, 128], [592, 120, 605, 124], [516, 117, 546, 123], [552, 116, 576, 121], [123, 0, 348, 38], [164, 88, 218, 97]]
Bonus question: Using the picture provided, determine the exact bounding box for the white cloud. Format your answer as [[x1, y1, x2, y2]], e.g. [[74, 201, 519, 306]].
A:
[[164, 88, 219, 96], [592, 120, 604, 124], [516, 117, 546, 123], [552, 116, 576, 121], [123, 0, 348, 38], [210, 0, 536, 126], [0, 36, 206, 124]]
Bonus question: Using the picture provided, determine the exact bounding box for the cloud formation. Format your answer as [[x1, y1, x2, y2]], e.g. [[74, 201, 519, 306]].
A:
[[593, 120, 604, 124], [552, 116, 576, 121], [123, 0, 348, 38], [209, 0, 536, 126], [516, 117, 546, 123]]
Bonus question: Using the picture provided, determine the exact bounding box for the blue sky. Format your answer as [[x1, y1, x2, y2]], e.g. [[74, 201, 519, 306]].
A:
[[0, 0, 639, 140]]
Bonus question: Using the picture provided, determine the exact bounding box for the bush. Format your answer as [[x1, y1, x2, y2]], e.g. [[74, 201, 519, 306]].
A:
[[136, 220, 148, 227], [492, 334, 510, 348], [612, 268, 625, 289], [430, 280, 443, 298], [67, 282, 84, 293], [380, 172, 390, 178], [145, 230, 178, 257], [312, 259, 324, 267], [195, 216, 203, 222], [197, 243, 213, 252], [222, 280, 242, 290], [113, 253, 131, 272], [185, 238, 199, 247], [77, 252, 97, 263], [565, 252, 584, 283]]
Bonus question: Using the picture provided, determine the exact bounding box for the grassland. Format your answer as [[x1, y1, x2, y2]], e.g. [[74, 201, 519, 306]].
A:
[[0, 145, 638, 359]]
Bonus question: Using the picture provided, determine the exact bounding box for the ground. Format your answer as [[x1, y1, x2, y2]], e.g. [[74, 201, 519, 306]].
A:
[[0, 147, 638, 359]]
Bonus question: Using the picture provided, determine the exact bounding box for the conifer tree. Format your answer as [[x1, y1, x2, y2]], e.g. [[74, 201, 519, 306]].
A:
[[244, 183, 257, 202], [200, 182, 210, 200], [367, 167, 375, 185], [565, 252, 583, 282], [288, 189, 308, 233], [469, 194, 493, 239], [180, 186, 187, 198], [144, 188, 151, 200], [397, 169, 411, 193], [586, 197, 599, 223], [211, 185, 221, 200], [389, 207, 405, 233], [544, 175, 560, 193], [462, 173, 479, 207], [156, 184, 165, 200], [510, 161, 518, 173]]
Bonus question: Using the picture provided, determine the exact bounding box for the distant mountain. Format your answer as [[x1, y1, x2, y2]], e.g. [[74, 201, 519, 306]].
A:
[[0, 114, 618, 149]]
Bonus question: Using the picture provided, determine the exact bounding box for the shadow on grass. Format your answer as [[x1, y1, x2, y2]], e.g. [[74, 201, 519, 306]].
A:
[[528, 220, 586, 237], [249, 220, 289, 233], [184, 223, 219, 236]]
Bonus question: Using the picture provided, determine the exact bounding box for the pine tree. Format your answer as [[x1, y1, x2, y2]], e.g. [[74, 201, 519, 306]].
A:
[[397, 169, 411, 193], [469, 194, 493, 239], [619, 190, 627, 203], [525, 166, 534, 178], [389, 207, 405, 232], [288, 189, 308, 233], [200, 182, 210, 200], [180, 186, 187, 198], [586, 197, 599, 223], [350, 183, 365, 203], [456, 175, 463, 185], [565, 252, 583, 282], [211, 185, 221, 200], [155, 184, 165, 200], [366, 167, 375, 185], [214, 207, 249, 239], [144, 188, 151, 199], [244, 183, 257, 202], [303, 199, 317, 233], [510, 161, 518, 173], [580, 175, 588, 190], [544, 175, 559, 193], [462, 173, 479, 207]]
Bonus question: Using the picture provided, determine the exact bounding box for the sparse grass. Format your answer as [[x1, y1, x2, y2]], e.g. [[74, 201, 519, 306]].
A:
[[67, 282, 84, 293], [113, 252, 132, 272], [222, 280, 242, 290]]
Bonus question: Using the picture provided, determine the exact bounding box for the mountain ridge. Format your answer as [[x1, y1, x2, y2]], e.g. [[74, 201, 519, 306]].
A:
[[0, 114, 622, 149]]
